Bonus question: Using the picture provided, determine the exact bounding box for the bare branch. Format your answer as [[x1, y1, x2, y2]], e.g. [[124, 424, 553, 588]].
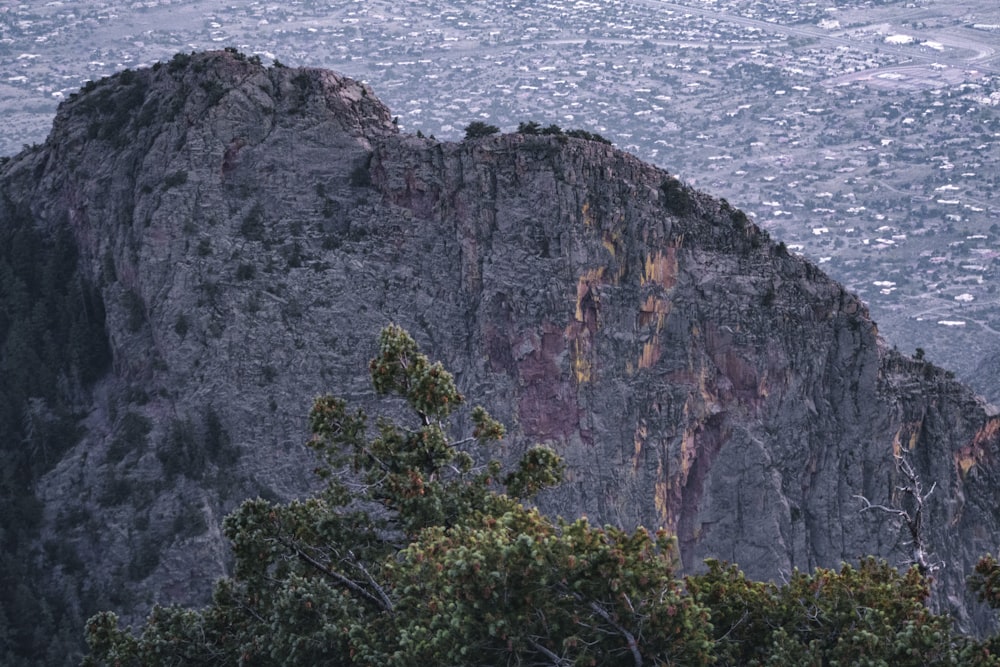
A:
[[586, 601, 643, 667], [276, 536, 393, 613], [717, 610, 750, 642], [358, 445, 392, 474], [346, 549, 394, 612], [854, 494, 908, 518], [854, 453, 940, 574], [234, 595, 267, 625], [526, 637, 571, 666]]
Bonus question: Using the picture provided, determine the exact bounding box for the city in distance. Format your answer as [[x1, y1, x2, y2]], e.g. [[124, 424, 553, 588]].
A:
[[2, 0, 999, 398]]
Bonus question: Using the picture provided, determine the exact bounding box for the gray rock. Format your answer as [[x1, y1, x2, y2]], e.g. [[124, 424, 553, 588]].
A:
[[3, 50, 998, 639]]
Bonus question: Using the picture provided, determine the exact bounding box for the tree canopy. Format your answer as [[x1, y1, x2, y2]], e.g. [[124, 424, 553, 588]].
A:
[[463, 121, 500, 140], [85, 325, 1000, 666]]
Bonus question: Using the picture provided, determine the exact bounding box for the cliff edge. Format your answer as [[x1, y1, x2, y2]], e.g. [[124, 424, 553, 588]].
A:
[[2, 51, 998, 660]]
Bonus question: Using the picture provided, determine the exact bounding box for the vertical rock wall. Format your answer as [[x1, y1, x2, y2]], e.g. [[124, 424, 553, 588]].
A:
[[0, 51, 997, 638]]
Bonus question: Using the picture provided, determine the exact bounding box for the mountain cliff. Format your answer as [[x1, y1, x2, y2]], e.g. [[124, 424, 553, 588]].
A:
[[2, 50, 999, 662]]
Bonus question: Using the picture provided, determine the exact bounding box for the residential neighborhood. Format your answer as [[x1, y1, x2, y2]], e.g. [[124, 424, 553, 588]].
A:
[[2, 0, 999, 396]]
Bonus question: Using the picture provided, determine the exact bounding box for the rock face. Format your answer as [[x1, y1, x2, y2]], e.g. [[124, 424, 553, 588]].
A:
[[3, 51, 1000, 652]]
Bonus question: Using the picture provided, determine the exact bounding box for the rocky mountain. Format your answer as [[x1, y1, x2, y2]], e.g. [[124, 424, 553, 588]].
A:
[[2, 50, 1000, 662]]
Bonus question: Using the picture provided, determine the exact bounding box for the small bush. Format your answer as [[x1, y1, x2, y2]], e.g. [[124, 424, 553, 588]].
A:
[[123, 290, 146, 332], [123, 386, 150, 405], [349, 164, 371, 187], [158, 418, 203, 481], [565, 128, 611, 145], [731, 208, 749, 226], [290, 71, 312, 110], [164, 170, 188, 189], [282, 242, 303, 268], [127, 537, 161, 581], [517, 121, 541, 135], [173, 502, 209, 539], [97, 474, 134, 507], [240, 203, 266, 241], [235, 263, 256, 280], [106, 411, 152, 463], [168, 52, 192, 74], [660, 178, 692, 216], [464, 121, 500, 140], [45, 539, 85, 574], [245, 291, 261, 314], [122, 410, 152, 438], [322, 197, 340, 218], [174, 313, 190, 338], [200, 80, 226, 106], [198, 281, 221, 308], [204, 406, 239, 466], [54, 505, 92, 533], [349, 154, 373, 187]]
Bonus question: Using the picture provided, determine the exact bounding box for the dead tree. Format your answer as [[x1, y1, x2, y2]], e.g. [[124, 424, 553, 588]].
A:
[[855, 453, 940, 575]]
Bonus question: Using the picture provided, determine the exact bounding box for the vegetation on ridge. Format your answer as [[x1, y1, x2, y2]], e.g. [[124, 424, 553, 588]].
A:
[[0, 198, 112, 666], [463, 119, 612, 144], [85, 326, 1000, 666]]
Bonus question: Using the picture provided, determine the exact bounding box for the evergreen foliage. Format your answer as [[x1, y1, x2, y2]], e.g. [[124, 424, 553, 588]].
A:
[[971, 555, 1000, 611], [0, 200, 112, 665], [564, 128, 612, 145], [517, 120, 542, 135], [660, 177, 693, 216], [515, 120, 612, 144], [84, 327, 1000, 666], [463, 121, 500, 140], [463, 119, 611, 144], [970, 555, 1000, 659], [688, 558, 989, 665]]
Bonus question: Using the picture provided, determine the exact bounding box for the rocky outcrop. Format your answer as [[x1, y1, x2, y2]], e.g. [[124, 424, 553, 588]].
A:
[[3, 51, 999, 651]]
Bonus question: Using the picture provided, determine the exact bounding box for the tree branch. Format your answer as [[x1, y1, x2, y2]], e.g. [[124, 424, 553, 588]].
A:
[[586, 600, 643, 667], [557, 583, 643, 667], [235, 596, 268, 625], [855, 453, 939, 574], [854, 495, 908, 518], [526, 637, 571, 666], [346, 549, 394, 613], [276, 536, 393, 613]]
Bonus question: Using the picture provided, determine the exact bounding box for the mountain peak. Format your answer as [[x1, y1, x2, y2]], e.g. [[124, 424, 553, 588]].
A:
[[53, 48, 396, 145], [1, 52, 999, 660]]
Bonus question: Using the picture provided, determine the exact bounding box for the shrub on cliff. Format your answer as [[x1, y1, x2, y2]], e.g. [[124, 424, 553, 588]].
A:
[[463, 121, 500, 140]]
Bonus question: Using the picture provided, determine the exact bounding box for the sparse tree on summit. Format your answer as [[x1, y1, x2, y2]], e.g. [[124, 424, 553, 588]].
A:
[[463, 121, 500, 140], [517, 120, 541, 135]]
